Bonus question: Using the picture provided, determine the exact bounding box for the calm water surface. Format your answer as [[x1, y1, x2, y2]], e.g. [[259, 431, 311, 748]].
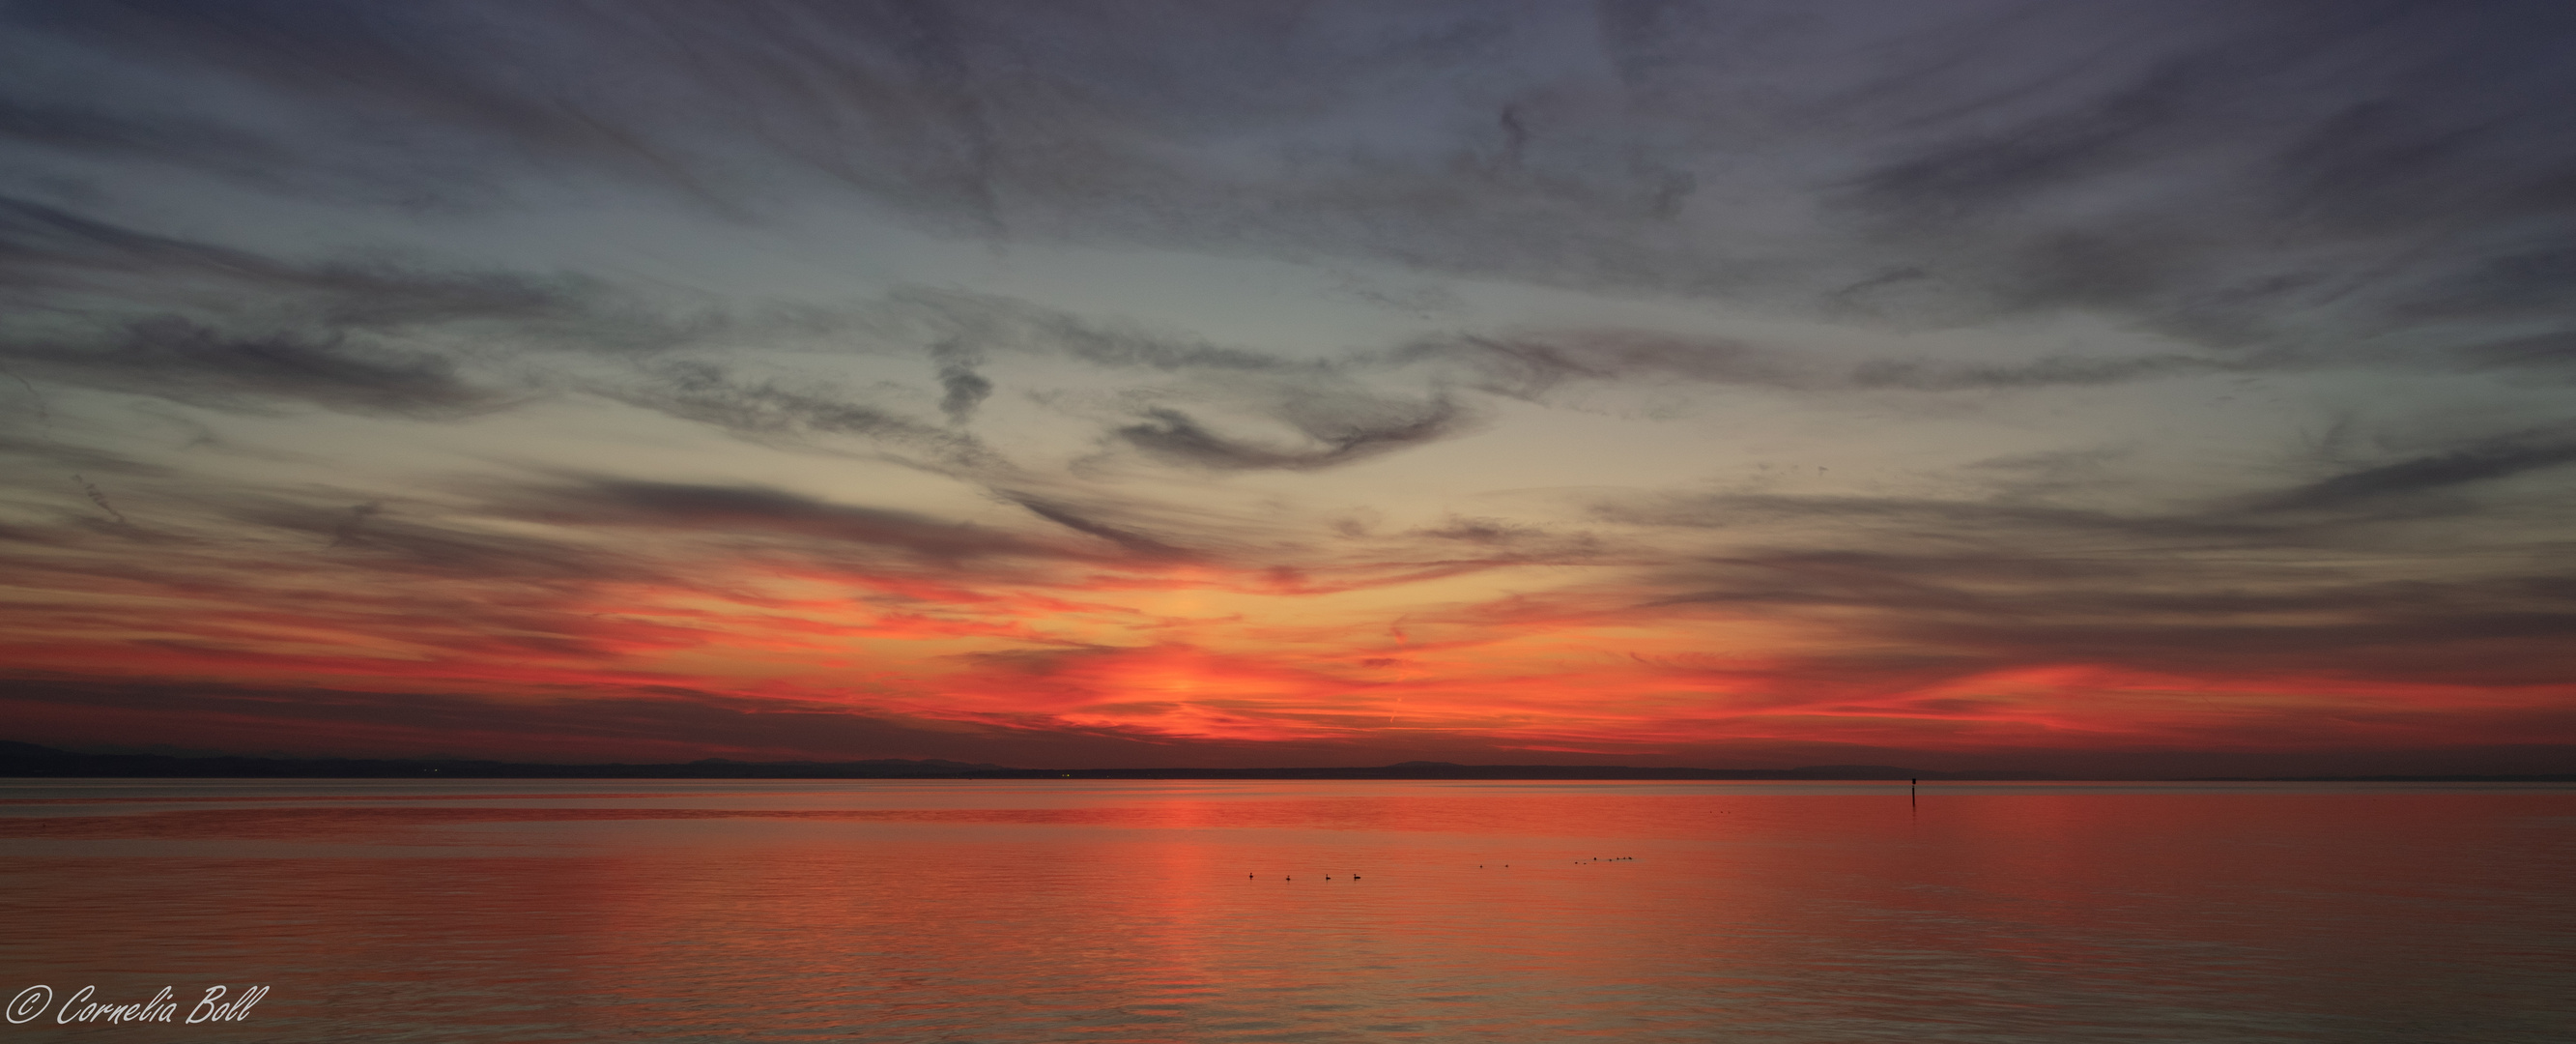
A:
[[1, 779, 2569, 1042]]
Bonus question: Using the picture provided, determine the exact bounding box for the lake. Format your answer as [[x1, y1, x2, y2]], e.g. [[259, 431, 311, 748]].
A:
[[2, 779, 2570, 1042]]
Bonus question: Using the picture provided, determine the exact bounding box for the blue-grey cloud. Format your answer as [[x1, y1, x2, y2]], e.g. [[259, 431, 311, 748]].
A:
[[5, 316, 501, 417], [522, 477, 1061, 561], [1112, 400, 1466, 473], [1005, 495, 1191, 561], [3, 0, 2572, 771], [5, 0, 2565, 366], [2265, 430, 2576, 511]]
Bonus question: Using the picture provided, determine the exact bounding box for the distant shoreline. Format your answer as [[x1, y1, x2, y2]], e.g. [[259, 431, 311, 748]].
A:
[[4, 742, 2568, 782]]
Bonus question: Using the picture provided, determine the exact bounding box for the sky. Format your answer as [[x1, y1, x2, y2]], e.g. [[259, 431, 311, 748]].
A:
[[2, 0, 2572, 775]]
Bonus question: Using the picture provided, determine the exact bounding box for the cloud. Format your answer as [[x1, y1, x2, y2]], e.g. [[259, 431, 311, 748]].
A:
[[934, 362, 990, 423], [220, 495, 644, 584], [0, 433, 170, 478], [881, 289, 1487, 470], [72, 473, 129, 527], [612, 361, 991, 465], [4, 1, 2573, 771], [1389, 328, 2270, 396], [0, 196, 601, 324], [2450, 331, 2576, 373], [1111, 398, 1466, 472], [510, 477, 1072, 565], [1815, 3, 2576, 351], [0, 675, 1206, 766], [4, 316, 502, 417], [881, 286, 1318, 375], [1845, 354, 2237, 391], [1407, 332, 1789, 398], [0, 196, 760, 419], [327, 502, 379, 547], [1552, 453, 2576, 703], [1005, 496, 1192, 561], [3, 0, 2570, 370], [1595, 489, 2269, 546], [2264, 430, 2576, 511]]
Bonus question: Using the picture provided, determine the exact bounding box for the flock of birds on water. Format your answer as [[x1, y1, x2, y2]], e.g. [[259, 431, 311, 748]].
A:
[[1253, 856, 1639, 881]]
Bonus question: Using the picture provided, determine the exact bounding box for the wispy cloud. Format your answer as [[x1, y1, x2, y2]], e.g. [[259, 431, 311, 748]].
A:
[[8, 316, 503, 417], [2262, 427, 2576, 511], [2, 1, 2571, 770]]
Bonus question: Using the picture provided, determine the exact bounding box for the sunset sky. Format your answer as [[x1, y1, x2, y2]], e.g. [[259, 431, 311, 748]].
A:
[[4, 0, 2572, 775]]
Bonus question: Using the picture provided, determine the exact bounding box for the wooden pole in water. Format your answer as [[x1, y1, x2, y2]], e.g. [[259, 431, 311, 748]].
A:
[[1910, 777, 1917, 810]]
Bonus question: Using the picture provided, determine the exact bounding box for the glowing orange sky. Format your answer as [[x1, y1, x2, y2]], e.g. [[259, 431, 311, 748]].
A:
[[6, 505, 2570, 773], [4, 2, 2574, 775]]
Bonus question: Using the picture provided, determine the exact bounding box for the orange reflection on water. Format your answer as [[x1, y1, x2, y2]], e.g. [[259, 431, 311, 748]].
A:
[[0, 781, 2570, 1042]]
